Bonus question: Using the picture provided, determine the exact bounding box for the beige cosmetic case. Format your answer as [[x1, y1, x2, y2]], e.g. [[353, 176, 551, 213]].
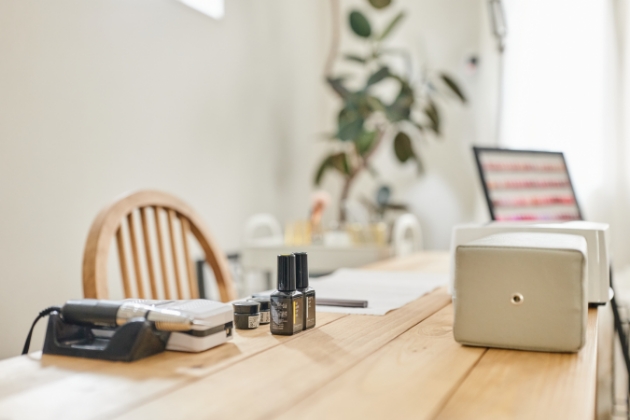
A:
[[453, 232, 587, 353]]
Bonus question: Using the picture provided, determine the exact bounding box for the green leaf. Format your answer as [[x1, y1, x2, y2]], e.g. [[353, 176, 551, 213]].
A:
[[393, 131, 415, 163], [424, 100, 440, 135], [329, 152, 351, 175], [366, 96, 386, 112], [368, 0, 392, 9], [349, 11, 372, 38], [440, 73, 467, 103], [378, 11, 405, 41], [366, 66, 390, 86], [337, 107, 364, 141], [314, 157, 331, 185], [393, 132, 424, 174], [386, 81, 414, 122], [326, 77, 351, 99], [344, 54, 368, 64], [355, 130, 378, 155], [314, 153, 352, 185], [376, 185, 391, 206]]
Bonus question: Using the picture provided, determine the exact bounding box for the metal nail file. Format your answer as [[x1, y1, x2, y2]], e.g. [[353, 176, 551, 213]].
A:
[[316, 298, 368, 308]]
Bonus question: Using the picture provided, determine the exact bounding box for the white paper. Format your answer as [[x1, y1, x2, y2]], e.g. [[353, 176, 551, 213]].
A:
[[312, 269, 447, 316]]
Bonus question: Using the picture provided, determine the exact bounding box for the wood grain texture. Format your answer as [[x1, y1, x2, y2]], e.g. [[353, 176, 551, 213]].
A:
[[113, 289, 452, 419], [139, 207, 158, 299], [166, 209, 183, 299], [179, 216, 198, 299], [434, 308, 599, 420], [596, 303, 614, 420], [275, 304, 485, 420], [1, 252, 607, 420], [0, 313, 345, 420], [153, 206, 171, 300], [126, 211, 146, 299], [81, 190, 236, 302], [115, 226, 132, 299]]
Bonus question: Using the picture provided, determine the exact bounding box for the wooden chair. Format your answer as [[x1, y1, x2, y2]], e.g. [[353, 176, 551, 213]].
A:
[[82, 190, 236, 302]]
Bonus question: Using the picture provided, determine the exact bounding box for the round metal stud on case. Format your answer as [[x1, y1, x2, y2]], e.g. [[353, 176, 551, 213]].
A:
[[511, 293, 524, 305]]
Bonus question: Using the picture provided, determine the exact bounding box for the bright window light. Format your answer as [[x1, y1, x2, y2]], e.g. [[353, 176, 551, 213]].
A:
[[500, 0, 606, 202], [179, 0, 224, 20]]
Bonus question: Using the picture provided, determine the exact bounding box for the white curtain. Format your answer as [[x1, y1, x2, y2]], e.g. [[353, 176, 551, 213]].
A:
[[499, 0, 630, 269]]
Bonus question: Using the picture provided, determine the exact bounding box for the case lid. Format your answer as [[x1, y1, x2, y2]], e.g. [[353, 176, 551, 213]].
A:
[[233, 301, 260, 315], [128, 299, 233, 330]]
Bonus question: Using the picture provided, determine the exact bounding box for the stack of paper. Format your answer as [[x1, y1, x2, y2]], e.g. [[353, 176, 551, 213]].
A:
[[312, 269, 447, 316]]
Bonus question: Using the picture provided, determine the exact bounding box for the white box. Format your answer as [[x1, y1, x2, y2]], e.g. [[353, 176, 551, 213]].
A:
[[453, 232, 588, 352], [126, 299, 234, 352], [450, 221, 610, 304]]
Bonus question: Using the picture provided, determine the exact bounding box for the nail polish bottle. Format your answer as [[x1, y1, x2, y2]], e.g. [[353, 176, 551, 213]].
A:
[[270, 255, 304, 335], [294, 252, 316, 330]]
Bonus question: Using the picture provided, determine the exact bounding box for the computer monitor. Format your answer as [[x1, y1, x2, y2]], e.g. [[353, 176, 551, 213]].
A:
[[473, 146, 583, 221]]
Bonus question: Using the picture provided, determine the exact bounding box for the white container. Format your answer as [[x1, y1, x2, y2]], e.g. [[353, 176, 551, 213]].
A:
[[453, 232, 587, 352], [450, 221, 610, 305], [128, 299, 233, 352]]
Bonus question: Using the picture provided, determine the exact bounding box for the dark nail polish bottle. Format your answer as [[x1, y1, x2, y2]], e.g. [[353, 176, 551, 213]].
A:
[[294, 252, 316, 330], [270, 255, 304, 335]]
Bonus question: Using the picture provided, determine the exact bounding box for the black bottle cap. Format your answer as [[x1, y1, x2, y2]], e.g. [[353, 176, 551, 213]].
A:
[[249, 296, 270, 311], [233, 300, 260, 315], [294, 252, 309, 289], [277, 254, 296, 292]]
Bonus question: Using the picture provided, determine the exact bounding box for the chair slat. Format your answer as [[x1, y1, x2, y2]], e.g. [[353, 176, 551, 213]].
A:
[[153, 206, 172, 300], [140, 207, 158, 299], [180, 216, 199, 299], [115, 226, 133, 298], [167, 209, 184, 299], [82, 191, 236, 302], [127, 212, 146, 299]]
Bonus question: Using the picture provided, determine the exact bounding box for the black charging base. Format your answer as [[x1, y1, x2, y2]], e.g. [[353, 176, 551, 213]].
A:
[[42, 312, 170, 362]]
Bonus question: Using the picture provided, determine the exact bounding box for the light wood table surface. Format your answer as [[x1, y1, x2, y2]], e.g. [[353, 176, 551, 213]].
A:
[[0, 252, 610, 419]]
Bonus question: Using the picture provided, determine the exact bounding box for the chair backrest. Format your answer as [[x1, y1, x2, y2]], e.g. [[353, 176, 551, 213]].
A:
[[82, 190, 236, 302], [392, 213, 423, 256]]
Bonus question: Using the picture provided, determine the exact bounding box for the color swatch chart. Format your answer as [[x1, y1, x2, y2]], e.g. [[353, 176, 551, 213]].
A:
[[477, 150, 580, 221]]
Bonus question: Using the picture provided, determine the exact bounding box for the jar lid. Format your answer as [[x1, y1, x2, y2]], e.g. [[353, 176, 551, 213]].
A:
[[233, 300, 260, 315], [249, 296, 270, 311]]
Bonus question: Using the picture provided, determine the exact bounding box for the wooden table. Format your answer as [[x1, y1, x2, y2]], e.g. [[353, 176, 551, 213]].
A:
[[0, 252, 612, 419]]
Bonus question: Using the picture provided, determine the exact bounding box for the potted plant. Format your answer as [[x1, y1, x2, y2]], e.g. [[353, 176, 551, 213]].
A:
[[316, 0, 467, 222]]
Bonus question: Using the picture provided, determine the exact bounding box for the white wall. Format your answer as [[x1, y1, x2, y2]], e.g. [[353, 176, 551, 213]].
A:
[[0, 0, 491, 359], [0, 0, 325, 359]]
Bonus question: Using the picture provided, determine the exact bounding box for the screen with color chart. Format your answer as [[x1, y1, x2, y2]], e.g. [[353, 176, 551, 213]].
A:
[[473, 147, 582, 222]]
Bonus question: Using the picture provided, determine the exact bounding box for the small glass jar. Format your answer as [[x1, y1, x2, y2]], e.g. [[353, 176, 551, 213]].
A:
[[249, 296, 271, 325], [233, 301, 260, 329]]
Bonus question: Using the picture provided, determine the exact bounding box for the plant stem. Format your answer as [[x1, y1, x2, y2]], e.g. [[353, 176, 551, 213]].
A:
[[339, 175, 353, 222], [338, 127, 386, 223]]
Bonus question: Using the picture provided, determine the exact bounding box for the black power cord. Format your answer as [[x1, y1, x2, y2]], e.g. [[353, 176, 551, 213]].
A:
[[22, 306, 61, 355]]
